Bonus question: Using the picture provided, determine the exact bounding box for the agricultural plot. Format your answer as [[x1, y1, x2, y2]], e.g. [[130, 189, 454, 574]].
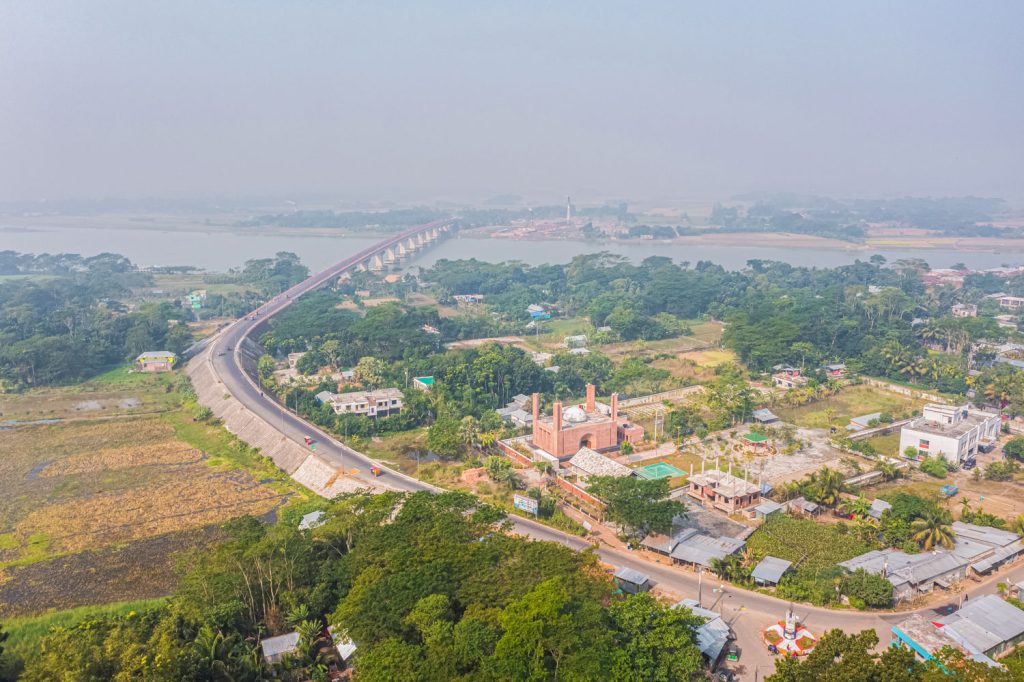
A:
[[773, 385, 922, 430], [0, 367, 178, 422], [0, 376, 294, 617], [746, 514, 872, 570]]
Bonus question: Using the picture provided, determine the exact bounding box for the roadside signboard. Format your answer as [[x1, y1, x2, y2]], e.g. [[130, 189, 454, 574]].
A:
[[513, 494, 539, 516]]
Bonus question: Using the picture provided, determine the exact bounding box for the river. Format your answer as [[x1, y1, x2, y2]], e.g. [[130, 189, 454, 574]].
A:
[[3, 224, 1023, 272]]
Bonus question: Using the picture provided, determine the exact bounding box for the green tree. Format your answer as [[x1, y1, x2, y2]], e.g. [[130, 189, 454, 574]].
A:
[[458, 415, 480, 450], [257, 354, 276, 382], [768, 628, 924, 681], [427, 416, 464, 459], [587, 477, 687, 541], [607, 593, 703, 682], [806, 467, 845, 507], [354, 355, 388, 388], [1004, 437, 1024, 462], [841, 569, 893, 608], [912, 508, 955, 550]]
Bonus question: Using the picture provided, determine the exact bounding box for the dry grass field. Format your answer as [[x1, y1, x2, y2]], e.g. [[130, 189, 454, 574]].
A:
[[0, 371, 297, 617]]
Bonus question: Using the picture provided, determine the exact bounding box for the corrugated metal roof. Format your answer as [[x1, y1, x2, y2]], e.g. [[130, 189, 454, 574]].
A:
[[136, 351, 176, 360], [261, 632, 300, 657], [670, 533, 744, 568], [940, 595, 1024, 655], [751, 556, 792, 584], [674, 599, 729, 661], [614, 567, 650, 586], [753, 500, 783, 515]]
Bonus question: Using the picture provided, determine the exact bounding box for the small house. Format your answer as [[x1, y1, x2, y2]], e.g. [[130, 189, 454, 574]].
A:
[[412, 376, 434, 392], [136, 351, 177, 373], [751, 556, 792, 586], [564, 334, 588, 348], [674, 599, 731, 667], [614, 567, 651, 594], [751, 499, 783, 520], [824, 363, 847, 377], [670, 531, 745, 569], [788, 497, 820, 516], [752, 408, 779, 424], [299, 511, 325, 531], [261, 632, 301, 665]]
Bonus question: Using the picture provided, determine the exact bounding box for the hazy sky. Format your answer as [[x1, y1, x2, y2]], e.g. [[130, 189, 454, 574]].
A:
[[1, 1, 1021, 204]]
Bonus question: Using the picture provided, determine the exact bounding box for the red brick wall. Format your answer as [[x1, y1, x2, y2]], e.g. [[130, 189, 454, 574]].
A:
[[555, 476, 604, 507], [496, 440, 533, 466]]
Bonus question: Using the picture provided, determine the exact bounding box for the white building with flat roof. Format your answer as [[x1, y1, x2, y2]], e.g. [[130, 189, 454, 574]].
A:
[[898, 404, 1000, 465], [316, 388, 404, 417]]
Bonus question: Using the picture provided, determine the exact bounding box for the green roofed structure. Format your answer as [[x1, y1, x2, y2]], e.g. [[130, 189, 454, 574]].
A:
[[743, 432, 769, 448], [635, 461, 686, 480]]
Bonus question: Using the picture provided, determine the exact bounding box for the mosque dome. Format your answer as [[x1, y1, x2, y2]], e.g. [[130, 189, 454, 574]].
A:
[[563, 406, 588, 423]]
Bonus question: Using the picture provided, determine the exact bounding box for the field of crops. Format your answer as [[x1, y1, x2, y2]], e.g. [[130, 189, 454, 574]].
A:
[[746, 514, 872, 570], [0, 373, 302, 617]]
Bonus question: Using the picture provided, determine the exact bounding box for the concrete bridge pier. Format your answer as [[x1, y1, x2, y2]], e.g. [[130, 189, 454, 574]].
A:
[[370, 254, 385, 272], [383, 246, 397, 265]]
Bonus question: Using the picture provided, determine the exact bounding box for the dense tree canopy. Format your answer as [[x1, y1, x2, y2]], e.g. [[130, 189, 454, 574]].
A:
[[7, 492, 706, 681]]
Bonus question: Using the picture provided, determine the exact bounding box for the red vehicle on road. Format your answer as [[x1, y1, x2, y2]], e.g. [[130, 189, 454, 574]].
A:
[[303, 435, 313, 445]]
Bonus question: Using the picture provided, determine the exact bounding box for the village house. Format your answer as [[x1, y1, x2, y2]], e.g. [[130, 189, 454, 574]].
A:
[[898, 403, 1000, 465], [752, 408, 780, 424], [892, 595, 1024, 665], [999, 295, 1024, 310], [674, 599, 731, 668], [564, 334, 588, 348], [260, 632, 301, 665], [823, 363, 847, 378], [496, 394, 534, 428], [135, 351, 177, 372], [771, 365, 808, 389], [412, 376, 434, 391], [951, 303, 978, 317], [839, 522, 1024, 602], [529, 384, 644, 461], [316, 388, 404, 417], [614, 567, 651, 594], [670, 529, 745, 569], [751, 556, 792, 586], [452, 293, 483, 304], [686, 469, 762, 513]]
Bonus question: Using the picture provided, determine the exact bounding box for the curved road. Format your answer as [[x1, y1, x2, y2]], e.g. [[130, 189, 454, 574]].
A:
[[200, 221, 1023, 680]]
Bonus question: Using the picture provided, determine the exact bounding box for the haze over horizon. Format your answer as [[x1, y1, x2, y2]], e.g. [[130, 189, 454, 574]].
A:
[[1, 1, 1022, 205]]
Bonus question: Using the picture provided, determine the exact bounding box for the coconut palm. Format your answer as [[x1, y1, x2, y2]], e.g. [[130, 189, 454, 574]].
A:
[[808, 467, 845, 507], [874, 460, 901, 481], [912, 509, 955, 550], [1011, 515, 1024, 537]]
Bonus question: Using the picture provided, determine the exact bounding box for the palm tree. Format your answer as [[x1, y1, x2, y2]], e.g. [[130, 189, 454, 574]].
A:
[[458, 415, 480, 450], [808, 467, 845, 507], [874, 460, 901, 481], [1010, 515, 1024, 537], [849, 495, 871, 519], [912, 509, 955, 550], [295, 618, 325, 661]]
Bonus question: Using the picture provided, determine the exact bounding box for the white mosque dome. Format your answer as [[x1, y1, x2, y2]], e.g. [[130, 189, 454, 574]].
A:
[[563, 406, 588, 423]]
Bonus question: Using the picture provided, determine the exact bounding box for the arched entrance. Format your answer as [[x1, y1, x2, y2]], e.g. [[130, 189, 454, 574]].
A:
[[579, 434, 595, 450]]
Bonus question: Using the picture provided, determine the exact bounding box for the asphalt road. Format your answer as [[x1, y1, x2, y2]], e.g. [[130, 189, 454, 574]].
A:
[[200, 223, 1020, 681]]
